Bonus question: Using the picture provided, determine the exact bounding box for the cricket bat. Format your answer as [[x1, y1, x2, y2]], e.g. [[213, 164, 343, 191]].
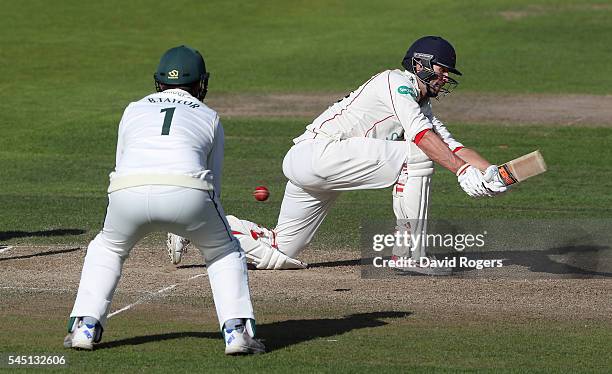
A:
[[498, 150, 547, 186]]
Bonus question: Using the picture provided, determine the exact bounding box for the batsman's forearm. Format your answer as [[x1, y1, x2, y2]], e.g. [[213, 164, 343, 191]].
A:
[[455, 148, 492, 172], [416, 130, 466, 174]]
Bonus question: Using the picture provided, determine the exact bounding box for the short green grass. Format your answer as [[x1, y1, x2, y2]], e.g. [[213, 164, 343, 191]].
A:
[[1, 1, 611, 372], [1, 118, 611, 248], [2, 0, 612, 95], [1, 301, 610, 373]]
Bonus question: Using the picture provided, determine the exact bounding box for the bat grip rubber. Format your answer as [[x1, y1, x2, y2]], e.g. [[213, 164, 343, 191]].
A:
[[498, 164, 518, 186]]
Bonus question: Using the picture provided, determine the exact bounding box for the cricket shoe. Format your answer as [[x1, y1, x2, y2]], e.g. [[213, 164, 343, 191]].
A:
[[393, 255, 453, 276], [224, 324, 266, 355], [64, 317, 102, 350], [167, 233, 190, 265]]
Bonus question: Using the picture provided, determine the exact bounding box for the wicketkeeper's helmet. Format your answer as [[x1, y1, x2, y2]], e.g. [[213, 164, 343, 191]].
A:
[[402, 36, 461, 97], [154, 45, 210, 100]]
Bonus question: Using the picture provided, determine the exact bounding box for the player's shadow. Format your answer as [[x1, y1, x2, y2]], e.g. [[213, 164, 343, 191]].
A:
[[259, 311, 411, 351], [179, 261, 360, 270], [95, 331, 218, 350], [176, 264, 206, 269], [310, 245, 612, 278], [95, 311, 411, 351], [0, 247, 81, 262], [0, 228, 85, 241], [445, 244, 612, 278], [308, 259, 361, 268]]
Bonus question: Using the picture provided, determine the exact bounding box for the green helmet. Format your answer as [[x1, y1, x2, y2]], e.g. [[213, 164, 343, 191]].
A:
[[153, 45, 210, 100]]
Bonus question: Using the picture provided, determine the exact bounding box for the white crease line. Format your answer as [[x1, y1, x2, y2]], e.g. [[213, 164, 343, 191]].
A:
[[0, 246, 14, 254], [108, 273, 207, 319], [108, 284, 177, 318]]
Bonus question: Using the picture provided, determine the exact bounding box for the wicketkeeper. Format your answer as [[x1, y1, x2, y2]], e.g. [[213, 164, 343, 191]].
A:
[[64, 45, 265, 355], [169, 36, 509, 274]]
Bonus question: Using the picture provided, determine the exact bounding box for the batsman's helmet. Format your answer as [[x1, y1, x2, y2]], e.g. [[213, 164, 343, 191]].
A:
[[402, 36, 460, 97], [154, 45, 210, 100]]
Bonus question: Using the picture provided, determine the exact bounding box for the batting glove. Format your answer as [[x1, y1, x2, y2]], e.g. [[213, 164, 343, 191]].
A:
[[483, 165, 509, 195], [457, 164, 493, 198]]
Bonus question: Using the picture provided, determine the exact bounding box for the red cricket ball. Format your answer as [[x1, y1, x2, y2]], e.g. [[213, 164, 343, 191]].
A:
[[253, 186, 270, 201]]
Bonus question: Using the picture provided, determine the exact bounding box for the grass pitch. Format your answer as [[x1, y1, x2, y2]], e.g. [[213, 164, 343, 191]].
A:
[[2, 0, 612, 95], [1, 308, 610, 373], [1, 119, 611, 373], [1, 119, 611, 247], [1, 0, 611, 372]]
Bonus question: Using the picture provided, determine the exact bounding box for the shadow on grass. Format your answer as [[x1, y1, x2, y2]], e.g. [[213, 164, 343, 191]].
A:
[[0, 229, 85, 241], [260, 311, 411, 351], [96, 331, 218, 350], [95, 311, 411, 352], [0, 247, 81, 262]]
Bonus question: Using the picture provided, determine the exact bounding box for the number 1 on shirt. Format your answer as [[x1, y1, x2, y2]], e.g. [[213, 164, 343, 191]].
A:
[[160, 107, 176, 135]]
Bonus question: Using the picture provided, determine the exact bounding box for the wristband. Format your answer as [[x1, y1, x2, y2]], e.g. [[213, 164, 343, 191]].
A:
[[456, 164, 470, 176]]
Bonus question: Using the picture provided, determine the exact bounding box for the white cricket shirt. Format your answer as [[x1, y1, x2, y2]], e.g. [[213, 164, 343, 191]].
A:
[[110, 89, 224, 193], [294, 69, 463, 151]]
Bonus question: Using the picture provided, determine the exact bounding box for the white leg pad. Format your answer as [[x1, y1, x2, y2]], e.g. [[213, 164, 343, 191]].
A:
[[392, 160, 433, 260], [226, 215, 307, 270]]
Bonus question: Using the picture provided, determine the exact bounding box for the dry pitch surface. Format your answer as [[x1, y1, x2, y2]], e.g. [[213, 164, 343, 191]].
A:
[[1, 244, 610, 327], [210, 92, 612, 126]]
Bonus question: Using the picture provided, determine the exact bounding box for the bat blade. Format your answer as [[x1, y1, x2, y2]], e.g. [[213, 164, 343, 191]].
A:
[[498, 150, 547, 185]]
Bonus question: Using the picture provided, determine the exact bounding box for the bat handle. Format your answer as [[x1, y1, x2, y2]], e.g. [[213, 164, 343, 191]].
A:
[[498, 164, 519, 186]]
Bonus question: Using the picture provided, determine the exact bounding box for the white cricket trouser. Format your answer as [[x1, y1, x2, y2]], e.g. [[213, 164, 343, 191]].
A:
[[276, 137, 410, 257], [70, 185, 254, 329]]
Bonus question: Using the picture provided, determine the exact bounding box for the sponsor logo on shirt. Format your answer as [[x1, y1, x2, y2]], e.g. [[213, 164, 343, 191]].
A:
[[397, 85, 417, 99]]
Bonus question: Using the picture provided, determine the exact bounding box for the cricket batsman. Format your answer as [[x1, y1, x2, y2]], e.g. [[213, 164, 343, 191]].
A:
[[168, 36, 509, 274], [64, 45, 265, 355]]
